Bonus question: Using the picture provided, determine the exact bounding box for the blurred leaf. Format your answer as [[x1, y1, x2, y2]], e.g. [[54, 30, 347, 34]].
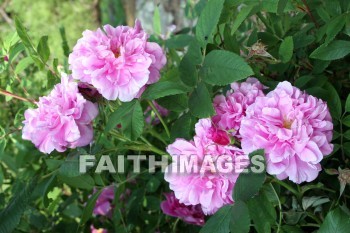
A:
[[189, 82, 215, 118], [179, 40, 202, 87], [145, 177, 160, 193], [80, 189, 103, 225], [165, 35, 194, 49], [37, 36, 50, 64], [14, 17, 33, 50], [345, 94, 350, 113], [42, 174, 57, 207], [279, 36, 293, 63], [202, 50, 254, 85], [153, 6, 161, 35], [323, 82, 342, 120], [59, 153, 81, 177], [59, 27, 70, 57], [325, 15, 346, 44], [319, 208, 350, 233], [15, 57, 34, 74], [0, 179, 36, 233], [343, 115, 350, 127], [310, 40, 350, 60], [196, 0, 225, 46], [229, 200, 251, 233], [59, 174, 94, 190]]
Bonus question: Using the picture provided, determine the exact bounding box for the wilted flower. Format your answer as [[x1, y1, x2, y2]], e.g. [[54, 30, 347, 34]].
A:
[[22, 73, 98, 154], [213, 78, 265, 137], [69, 20, 166, 102], [161, 192, 205, 226], [240, 81, 333, 183]]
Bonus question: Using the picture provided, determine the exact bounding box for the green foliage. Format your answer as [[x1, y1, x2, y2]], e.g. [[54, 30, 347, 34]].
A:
[[2, 0, 350, 232]]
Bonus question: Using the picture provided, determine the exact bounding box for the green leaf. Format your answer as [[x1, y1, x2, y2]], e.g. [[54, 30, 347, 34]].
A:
[[234, 149, 265, 202], [325, 15, 346, 44], [201, 50, 254, 85], [247, 191, 276, 233], [145, 177, 161, 193], [58, 174, 94, 190], [319, 208, 350, 233], [0, 179, 36, 233], [229, 200, 251, 233], [14, 17, 33, 50], [59, 153, 81, 177], [196, 0, 225, 46], [153, 6, 161, 35], [171, 113, 193, 141], [231, 4, 255, 35], [105, 100, 144, 140], [343, 115, 350, 127], [343, 130, 350, 140], [345, 94, 350, 112], [279, 36, 294, 63], [42, 174, 57, 208], [179, 40, 202, 87], [142, 81, 189, 100], [37, 36, 50, 64], [59, 27, 70, 57], [15, 57, 34, 74], [157, 94, 188, 112], [165, 35, 193, 49], [200, 205, 233, 233], [9, 42, 25, 63], [277, 0, 289, 15], [80, 188, 103, 225], [189, 82, 215, 118], [310, 40, 350, 60], [323, 82, 342, 120]]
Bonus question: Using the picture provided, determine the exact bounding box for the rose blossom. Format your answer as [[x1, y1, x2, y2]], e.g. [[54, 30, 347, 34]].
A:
[[213, 78, 265, 137], [240, 81, 333, 183], [93, 186, 115, 217], [161, 192, 205, 226], [165, 119, 248, 215], [90, 225, 107, 233], [69, 20, 166, 102], [22, 73, 98, 154]]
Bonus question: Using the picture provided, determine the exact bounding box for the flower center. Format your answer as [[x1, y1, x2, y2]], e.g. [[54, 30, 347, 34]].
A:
[[113, 50, 120, 58], [283, 119, 293, 129]]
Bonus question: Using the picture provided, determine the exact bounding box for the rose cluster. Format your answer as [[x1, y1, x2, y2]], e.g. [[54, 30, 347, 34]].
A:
[[165, 78, 333, 218], [22, 21, 166, 154]]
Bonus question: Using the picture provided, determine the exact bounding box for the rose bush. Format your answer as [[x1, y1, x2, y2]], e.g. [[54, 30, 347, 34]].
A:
[[1, 0, 350, 233]]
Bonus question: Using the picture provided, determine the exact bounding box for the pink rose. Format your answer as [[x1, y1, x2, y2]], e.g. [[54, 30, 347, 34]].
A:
[[165, 119, 248, 215], [22, 73, 98, 154], [161, 192, 205, 226], [240, 81, 333, 183], [69, 20, 166, 102], [213, 78, 265, 138]]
